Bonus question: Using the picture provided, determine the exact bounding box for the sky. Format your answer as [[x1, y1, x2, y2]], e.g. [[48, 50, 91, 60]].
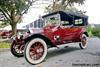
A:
[[22, 0, 100, 25], [76, 0, 100, 24]]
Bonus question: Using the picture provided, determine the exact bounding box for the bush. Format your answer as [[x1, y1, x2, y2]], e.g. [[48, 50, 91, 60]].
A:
[[86, 25, 93, 37], [92, 28, 100, 36]]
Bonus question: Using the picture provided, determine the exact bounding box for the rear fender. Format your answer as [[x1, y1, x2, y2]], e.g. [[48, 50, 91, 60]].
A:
[[83, 32, 89, 37]]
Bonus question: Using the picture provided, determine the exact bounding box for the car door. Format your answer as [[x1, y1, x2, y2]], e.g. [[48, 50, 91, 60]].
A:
[[64, 26, 81, 42], [52, 26, 67, 44], [53, 26, 80, 43], [53, 26, 73, 42], [62, 26, 74, 41]]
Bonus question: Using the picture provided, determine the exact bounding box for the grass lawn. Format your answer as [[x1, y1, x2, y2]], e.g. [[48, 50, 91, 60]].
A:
[[0, 42, 10, 48]]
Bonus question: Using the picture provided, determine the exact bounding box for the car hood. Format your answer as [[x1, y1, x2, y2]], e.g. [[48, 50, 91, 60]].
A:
[[30, 28, 44, 34]]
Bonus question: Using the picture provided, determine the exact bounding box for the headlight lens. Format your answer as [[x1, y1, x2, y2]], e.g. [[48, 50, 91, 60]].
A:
[[17, 35, 20, 39]]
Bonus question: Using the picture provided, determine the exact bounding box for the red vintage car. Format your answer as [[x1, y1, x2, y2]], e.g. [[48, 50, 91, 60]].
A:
[[11, 11, 88, 64]]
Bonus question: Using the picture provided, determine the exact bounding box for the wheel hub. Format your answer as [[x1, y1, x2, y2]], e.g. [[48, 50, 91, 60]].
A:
[[36, 48, 43, 53], [29, 42, 44, 60], [82, 37, 86, 46]]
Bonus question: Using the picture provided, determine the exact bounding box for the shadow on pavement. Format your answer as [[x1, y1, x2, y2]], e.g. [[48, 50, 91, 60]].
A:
[[85, 52, 100, 56], [46, 46, 80, 59]]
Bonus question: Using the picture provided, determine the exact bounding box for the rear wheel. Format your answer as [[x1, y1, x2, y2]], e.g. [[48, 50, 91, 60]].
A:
[[24, 38, 47, 64], [79, 34, 87, 49]]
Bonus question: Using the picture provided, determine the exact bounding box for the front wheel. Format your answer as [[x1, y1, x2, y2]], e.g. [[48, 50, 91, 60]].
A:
[[79, 34, 88, 49], [10, 41, 24, 57], [24, 38, 47, 65]]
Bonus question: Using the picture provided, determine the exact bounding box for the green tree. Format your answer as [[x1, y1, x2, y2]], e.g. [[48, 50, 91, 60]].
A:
[[0, 0, 36, 35], [46, 0, 86, 13]]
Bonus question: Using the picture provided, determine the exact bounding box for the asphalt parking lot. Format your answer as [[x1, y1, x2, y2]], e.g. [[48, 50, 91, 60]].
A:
[[0, 37, 100, 67]]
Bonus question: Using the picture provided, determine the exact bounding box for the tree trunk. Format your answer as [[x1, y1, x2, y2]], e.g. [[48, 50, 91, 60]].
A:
[[11, 23, 17, 36]]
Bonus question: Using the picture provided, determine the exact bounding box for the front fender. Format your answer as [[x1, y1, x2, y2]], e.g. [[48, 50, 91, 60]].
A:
[[24, 34, 54, 47]]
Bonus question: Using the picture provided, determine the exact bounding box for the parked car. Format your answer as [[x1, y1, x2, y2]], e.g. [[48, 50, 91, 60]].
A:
[[11, 11, 88, 64], [0, 30, 12, 38]]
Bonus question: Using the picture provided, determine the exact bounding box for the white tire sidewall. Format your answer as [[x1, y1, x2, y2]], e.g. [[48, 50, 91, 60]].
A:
[[25, 38, 47, 64], [81, 34, 87, 49]]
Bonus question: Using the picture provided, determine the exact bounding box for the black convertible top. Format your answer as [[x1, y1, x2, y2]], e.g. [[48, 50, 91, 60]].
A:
[[42, 11, 88, 18], [42, 11, 88, 25]]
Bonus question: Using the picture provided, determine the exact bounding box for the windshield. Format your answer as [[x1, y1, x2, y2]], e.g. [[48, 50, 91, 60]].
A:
[[46, 17, 59, 26], [43, 14, 60, 26]]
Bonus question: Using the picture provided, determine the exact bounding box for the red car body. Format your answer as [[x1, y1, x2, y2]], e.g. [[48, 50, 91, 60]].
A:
[[29, 25, 87, 47]]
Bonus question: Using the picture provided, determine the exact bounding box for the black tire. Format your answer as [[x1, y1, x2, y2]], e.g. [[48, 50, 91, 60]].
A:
[[79, 34, 87, 49], [24, 38, 47, 65], [10, 40, 24, 57]]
